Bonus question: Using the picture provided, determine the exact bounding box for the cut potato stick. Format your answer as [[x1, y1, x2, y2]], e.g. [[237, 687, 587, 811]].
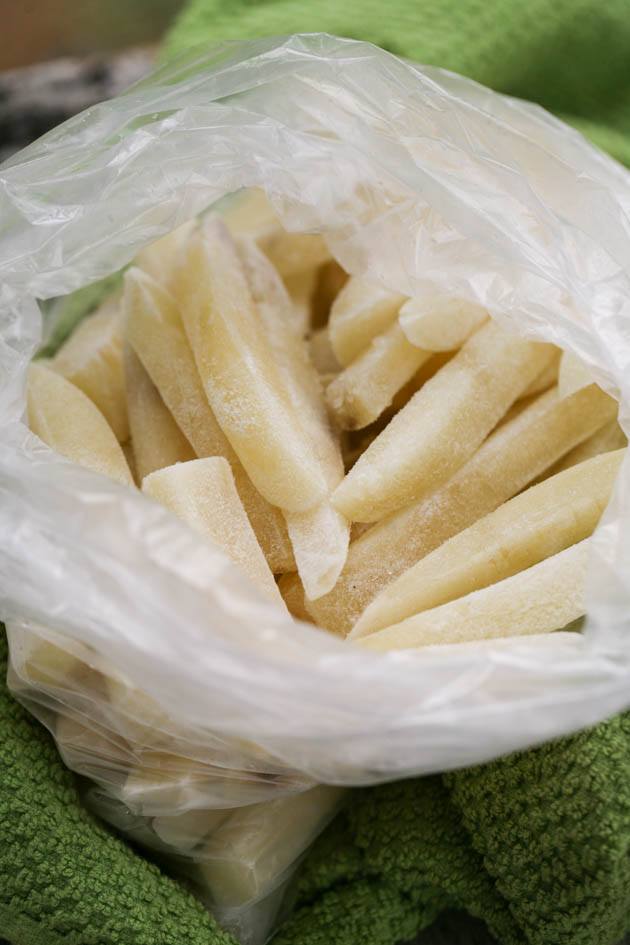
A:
[[124, 345, 195, 481], [177, 219, 326, 513], [278, 572, 315, 623], [152, 809, 229, 852], [352, 448, 623, 637], [329, 276, 406, 366], [546, 420, 626, 476], [284, 268, 318, 334], [135, 220, 197, 293], [311, 260, 349, 329], [558, 351, 596, 397], [238, 237, 349, 598], [28, 362, 133, 486], [121, 440, 138, 485], [124, 266, 294, 573], [143, 458, 285, 607], [307, 383, 617, 634], [358, 540, 589, 651], [398, 296, 488, 351], [326, 321, 433, 430], [199, 786, 344, 908], [50, 292, 128, 441], [222, 188, 331, 278], [520, 349, 561, 398], [309, 328, 340, 376], [333, 321, 555, 523]]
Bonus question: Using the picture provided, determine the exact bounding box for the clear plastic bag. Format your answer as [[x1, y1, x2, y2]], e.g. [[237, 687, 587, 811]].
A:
[[3, 32, 630, 944]]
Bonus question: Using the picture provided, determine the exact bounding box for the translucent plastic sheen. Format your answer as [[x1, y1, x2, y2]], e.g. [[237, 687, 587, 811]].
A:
[[2, 32, 630, 795]]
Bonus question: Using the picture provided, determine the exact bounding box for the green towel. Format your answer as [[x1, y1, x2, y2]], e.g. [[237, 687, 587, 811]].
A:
[[3, 623, 630, 945], [4, 3, 630, 944], [164, 0, 630, 167]]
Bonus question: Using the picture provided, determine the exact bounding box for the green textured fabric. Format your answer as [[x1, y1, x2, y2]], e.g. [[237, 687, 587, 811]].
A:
[[4, 5, 630, 945], [0, 631, 234, 945], [4, 605, 630, 945], [163, 0, 630, 166], [275, 716, 630, 945]]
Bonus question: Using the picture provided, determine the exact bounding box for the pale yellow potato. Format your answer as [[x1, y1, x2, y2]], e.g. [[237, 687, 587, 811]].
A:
[[50, 293, 128, 441], [353, 449, 623, 637], [28, 362, 133, 486], [520, 349, 561, 397], [222, 188, 331, 277], [329, 275, 406, 366], [284, 268, 318, 333], [177, 219, 326, 513], [122, 751, 215, 811], [358, 540, 589, 651], [307, 383, 617, 634], [124, 345, 195, 481], [326, 321, 433, 430], [332, 321, 555, 523], [143, 458, 284, 607], [558, 351, 596, 397], [121, 440, 138, 485], [55, 714, 132, 772], [278, 572, 315, 623], [309, 328, 340, 376], [311, 260, 349, 328], [546, 420, 626, 476], [124, 266, 294, 573], [105, 674, 173, 746], [134, 220, 197, 293], [17, 635, 103, 695], [152, 808, 229, 852], [237, 237, 349, 598], [398, 296, 488, 351], [199, 786, 344, 907]]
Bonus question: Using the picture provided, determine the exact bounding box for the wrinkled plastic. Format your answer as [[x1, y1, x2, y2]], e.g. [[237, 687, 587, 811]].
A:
[[3, 31, 630, 941]]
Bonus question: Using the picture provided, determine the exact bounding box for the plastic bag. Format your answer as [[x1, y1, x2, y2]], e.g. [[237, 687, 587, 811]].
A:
[[3, 32, 630, 943]]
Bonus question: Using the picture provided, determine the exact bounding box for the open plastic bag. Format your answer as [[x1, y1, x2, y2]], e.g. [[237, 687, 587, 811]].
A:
[[3, 32, 630, 943]]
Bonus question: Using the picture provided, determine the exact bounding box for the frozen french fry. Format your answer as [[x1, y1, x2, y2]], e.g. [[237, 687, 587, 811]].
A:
[[55, 714, 132, 773], [546, 420, 626, 476], [124, 345, 195, 481], [50, 292, 128, 441], [326, 321, 433, 430], [398, 296, 488, 351], [352, 449, 623, 637], [28, 362, 134, 486], [311, 260, 349, 328], [284, 268, 318, 333], [278, 572, 315, 623], [520, 349, 561, 397], [124, 266, 294, 573], [237, 237, 349, 598], [329, 275, 406, 366], [152, 808, 229, 852], [358, 540, 589, 651], [223, 188, 331, 277], [558, 351, 596, 397], [121, 440, 138, 485], [307, 383, 617, 634], [143, 458, 285, 607], [199, 787, 344, 908], [134, 220, 197, 293], [309, 328, 340, 376], [332, 321, 555, 523], [177, 219, 326, 513], [122, 752, 215, 812]]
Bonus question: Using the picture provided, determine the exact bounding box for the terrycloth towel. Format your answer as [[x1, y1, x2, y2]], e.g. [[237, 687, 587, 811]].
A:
[[4, 3, 630, 943], [163, 0, 630, 167], [3, 626, 630, 945]]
